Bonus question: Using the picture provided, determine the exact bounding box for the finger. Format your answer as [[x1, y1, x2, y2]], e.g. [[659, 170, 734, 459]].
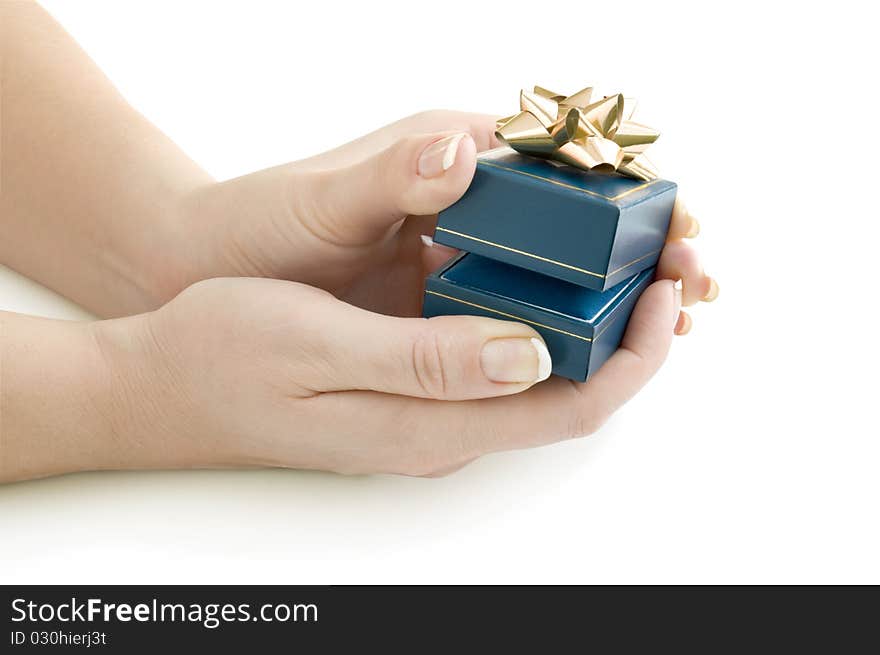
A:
[[402, 110, 500, 152], [656, 240, 719, 306], [310, 131, 478, 242], [299, 296, 553, 400], [293, 111, 500, 171], [675, 310, 692, 335], [575, 278, 680, 414], [417, 458, 475, 478], [420, 234, 459, 273], [666, 195, 700, 241], [319, 281, 681, 475], [481, 279, 679, 451], [457, 280, 679, 454]]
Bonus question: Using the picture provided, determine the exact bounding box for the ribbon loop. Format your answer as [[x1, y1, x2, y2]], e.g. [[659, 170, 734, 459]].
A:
[[520, 89, 558, 127], [496, 85, 660, 181]]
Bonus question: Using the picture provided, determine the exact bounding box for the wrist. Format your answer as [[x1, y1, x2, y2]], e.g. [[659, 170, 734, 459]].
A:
[[90, 297, 246, 472], [0, 313, 133, 481], [86, 311, 188, 472], [107, 201, 196, 314]]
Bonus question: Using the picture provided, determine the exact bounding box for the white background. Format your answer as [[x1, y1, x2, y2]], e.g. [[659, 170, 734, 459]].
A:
[[1, 0, 878, 583]]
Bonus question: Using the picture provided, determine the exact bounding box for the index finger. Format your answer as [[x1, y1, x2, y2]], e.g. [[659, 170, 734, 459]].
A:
[[667, 195, 700, 241]]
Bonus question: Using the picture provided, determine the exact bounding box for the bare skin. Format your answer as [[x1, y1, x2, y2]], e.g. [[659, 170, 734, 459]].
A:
[[0, 2, 717, 483]]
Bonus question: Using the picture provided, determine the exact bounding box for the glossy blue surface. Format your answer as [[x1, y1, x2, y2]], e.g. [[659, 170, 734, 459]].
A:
[[423, 253, 655, 381], [434, 147, 676, 291], [478, 149, 662, 200], [442, 253, 647, 323]]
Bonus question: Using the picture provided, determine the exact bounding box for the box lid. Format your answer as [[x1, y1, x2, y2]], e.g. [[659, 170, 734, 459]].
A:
[[474, 148, 670, 206], [434, 147, 676, 291]]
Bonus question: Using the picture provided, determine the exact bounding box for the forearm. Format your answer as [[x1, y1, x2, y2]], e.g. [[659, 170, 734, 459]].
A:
[[0, 4, 503, 318], [0, 300, 266, 483], [0, 311, 121, 482], [0, 1, 213, 317]]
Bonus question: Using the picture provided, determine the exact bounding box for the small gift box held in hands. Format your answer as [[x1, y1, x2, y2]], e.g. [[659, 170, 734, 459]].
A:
[[423, 86, 678, 382]]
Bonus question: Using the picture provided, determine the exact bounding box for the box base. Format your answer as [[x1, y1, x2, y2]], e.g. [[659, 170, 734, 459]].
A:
[[423, 254, 654, 382]]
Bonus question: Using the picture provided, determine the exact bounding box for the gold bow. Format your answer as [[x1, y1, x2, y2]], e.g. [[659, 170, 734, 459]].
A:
[[495, 86, 660, 181]]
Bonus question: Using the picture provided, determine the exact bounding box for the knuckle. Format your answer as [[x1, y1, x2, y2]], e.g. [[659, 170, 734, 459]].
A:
[[679, 245, 701, 271], [379, 138, 402, 170], [459, 415, 497, 456], [290, 169, 352, 247], [403, 461, 437, 477], [662, 239, 699, 270], [396, 450, 443, 477], [441, 415, 480, 462], [418, 464, 463, 479], [410, 329, 450, 399], [393, 415, 462, 477], [566, 409, 603, 440]]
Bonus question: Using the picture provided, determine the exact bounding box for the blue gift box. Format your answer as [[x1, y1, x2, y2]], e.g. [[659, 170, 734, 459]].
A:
[[434, 147, 676, 291], [423, 253, 655, 382]]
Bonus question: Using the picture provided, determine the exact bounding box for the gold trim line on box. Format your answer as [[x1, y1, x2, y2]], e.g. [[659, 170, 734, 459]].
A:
[[606, 248, 662, 277], [434, 228, 605, 279], [434, 229, 662, 281], [477, 160, 660, 201], [424, 291, 592, 342]]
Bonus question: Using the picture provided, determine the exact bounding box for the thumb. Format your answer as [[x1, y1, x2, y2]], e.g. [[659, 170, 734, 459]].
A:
[[301, 297, 553, 400], [311, 131, 477, 240]]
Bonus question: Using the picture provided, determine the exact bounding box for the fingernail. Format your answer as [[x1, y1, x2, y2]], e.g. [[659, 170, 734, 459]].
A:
[[676, 311, 693, 335], [480, 337, 552, 383], [531, 338, 553, 381], [702, 278, 719, 302], [673, 279, 683, 324], [418, 133, 466, 179], [420, 234, 434, 248], [686, 217, 700, 238]]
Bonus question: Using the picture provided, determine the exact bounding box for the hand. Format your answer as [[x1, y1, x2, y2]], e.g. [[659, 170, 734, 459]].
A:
[[177, 111, 718, 330], [1, 7, 717, 321], [175, 111, 494, 319], [86, 272, 682, 477]]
